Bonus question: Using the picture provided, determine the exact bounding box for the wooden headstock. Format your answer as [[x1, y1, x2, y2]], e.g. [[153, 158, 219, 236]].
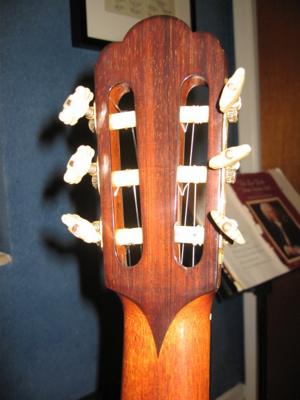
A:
[[94, 16, 226, 349]]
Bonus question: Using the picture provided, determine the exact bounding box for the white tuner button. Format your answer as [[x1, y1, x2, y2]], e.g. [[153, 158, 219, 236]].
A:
[[61, 214, 102, 245], [210, 210, 245, 245], [209, 144, 251, 169], [64, 145, 97, 184], [59, 86, 94, 127], [219, 68, 245, 113]]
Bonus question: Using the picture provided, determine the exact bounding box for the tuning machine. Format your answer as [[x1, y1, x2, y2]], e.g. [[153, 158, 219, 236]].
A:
[[209, 68, 250, 247], [61, 214, 102, 246], [210, 210, 245, 245], [219, 68, 245, 122], [59, 86, 95, 132], [61, 148, 100, 242], [209, 144, 251, 183], [63, 145, 98, 189], [59, 87, 100, 242], [208, 68, 251, 185]]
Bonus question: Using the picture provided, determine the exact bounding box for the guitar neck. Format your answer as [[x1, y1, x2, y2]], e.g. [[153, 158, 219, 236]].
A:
[[120, 294, 214, 400]]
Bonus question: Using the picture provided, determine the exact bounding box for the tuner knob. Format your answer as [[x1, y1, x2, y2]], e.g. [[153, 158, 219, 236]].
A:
[[61, 214, 102, 245], [209, 144, 251, 169], [210, 210, 245, 245], [209, 144, 251, 184], [64, 145, 97, 185], [59, 86, 95, 129], [219, 68, 245, 113]]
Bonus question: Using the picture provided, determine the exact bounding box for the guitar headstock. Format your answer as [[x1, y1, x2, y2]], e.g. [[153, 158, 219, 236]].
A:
[[59, 16, 250, 350]]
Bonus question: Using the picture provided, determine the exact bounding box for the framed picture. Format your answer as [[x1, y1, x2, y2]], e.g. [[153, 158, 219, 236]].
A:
[[70, 0, 196, 50]]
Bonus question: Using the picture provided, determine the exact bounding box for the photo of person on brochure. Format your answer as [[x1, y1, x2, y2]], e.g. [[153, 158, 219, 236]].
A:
[[248, 198, 300, 263]]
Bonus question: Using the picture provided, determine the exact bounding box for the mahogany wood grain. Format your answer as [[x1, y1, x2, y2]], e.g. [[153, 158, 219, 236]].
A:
[[94, 16, 227, 399], [121, 294, 213, 400]]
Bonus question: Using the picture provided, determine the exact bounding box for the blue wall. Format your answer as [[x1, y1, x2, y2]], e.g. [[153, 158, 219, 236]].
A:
[[0, 1, 243, 399], [0, 1, 105, 399]]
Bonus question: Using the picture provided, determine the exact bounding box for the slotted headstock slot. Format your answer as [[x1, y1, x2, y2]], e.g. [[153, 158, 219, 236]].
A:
[[109, 85, 142, 267], [176, 77, 209, 267]]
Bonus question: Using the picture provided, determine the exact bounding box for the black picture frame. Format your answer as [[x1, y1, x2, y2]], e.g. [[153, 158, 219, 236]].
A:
[[70, 0, 196, 51]]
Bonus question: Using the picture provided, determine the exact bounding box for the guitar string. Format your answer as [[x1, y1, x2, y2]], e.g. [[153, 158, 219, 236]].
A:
[[180, 122, 196, 264], [114, 102, 139, 266], [179, 122, 190, 263], [192, 182, 197, 266], [131, 127, 143, 261], [131, 128, 141, 228], [126, 246, 132, 267], [116, 101, 141, 266], [131, 127, 141, 229], [116, 106, 202, 266]]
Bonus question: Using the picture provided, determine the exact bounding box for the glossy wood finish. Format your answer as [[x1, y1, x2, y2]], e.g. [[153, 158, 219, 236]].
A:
[[121, 294, 213, 400], [94, 16, 227, 399]]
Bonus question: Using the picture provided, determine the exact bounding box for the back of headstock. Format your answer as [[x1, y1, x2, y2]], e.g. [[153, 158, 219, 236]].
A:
[[94, 16, 227, 349], [59, 16, 250, 400]]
